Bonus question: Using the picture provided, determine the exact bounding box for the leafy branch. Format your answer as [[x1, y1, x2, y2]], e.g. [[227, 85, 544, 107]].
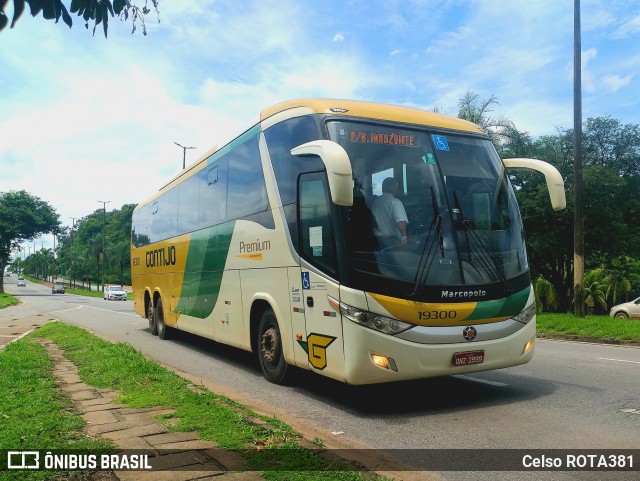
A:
[[0, 0, 160, 37]]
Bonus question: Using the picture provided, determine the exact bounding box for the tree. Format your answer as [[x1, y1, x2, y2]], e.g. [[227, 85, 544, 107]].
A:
[[54, 203, 134, 288], [603, 256, 639, 306], [0, 0, 159, 37], [0, 190, 60, 293], [583, 268, 607, 314]]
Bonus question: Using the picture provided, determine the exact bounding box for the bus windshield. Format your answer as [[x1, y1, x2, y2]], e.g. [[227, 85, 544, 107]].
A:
[[326, 120, 529, 299]]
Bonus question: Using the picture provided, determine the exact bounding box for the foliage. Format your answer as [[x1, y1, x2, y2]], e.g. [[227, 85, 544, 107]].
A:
[[532, 276, 559, 312], [0, 0, 160, 37], [0, 190, 59, 294], [583, 267, 607, 314], [16, 203, 134, 289]]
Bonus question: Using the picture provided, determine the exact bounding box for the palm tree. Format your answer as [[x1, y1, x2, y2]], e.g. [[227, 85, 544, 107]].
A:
[[604, 256, 638, 306], [583, 268, 607, 314], [533, 276, 560, 312]]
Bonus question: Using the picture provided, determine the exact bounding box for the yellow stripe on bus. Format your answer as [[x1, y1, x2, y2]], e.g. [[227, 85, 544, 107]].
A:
[[368, 292, 507, 326]]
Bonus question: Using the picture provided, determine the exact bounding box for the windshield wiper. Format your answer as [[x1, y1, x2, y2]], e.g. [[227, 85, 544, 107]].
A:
[[411, 187, 444, 297], [452, 192, 512, 293]]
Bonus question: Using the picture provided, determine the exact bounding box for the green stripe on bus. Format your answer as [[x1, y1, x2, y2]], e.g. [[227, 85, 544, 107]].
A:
[[176, 221, 236, 318], [466, 286, 531, 321]]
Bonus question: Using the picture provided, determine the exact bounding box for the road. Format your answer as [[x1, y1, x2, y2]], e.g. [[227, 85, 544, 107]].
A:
[[2, 277, 639, 481]]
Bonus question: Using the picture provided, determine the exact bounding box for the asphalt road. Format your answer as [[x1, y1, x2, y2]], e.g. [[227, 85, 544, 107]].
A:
[[2, 277, 639, 481]]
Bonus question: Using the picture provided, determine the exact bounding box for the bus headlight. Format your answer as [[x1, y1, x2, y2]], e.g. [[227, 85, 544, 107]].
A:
[[513, 302, 536, 324], [328, 297, 413, 335]]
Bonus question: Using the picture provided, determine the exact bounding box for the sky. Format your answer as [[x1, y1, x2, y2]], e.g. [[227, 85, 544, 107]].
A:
[[1, 0, 639, 255]]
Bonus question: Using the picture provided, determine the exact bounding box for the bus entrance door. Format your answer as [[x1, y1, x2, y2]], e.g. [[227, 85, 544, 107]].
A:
[[299, 270, 346, 382]]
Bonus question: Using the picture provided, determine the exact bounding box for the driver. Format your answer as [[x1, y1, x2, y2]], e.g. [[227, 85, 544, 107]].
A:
[[371, 177, 408, 248]]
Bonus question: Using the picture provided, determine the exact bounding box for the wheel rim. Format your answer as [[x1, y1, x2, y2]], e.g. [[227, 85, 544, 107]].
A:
[[157, 302, 165, 337], [147, 305, 156, 332], [260, 325, 280, 369]]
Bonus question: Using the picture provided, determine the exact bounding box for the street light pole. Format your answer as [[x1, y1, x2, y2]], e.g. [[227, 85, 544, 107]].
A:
[[69, 217, 77, 289], [97, 201, 111, 292], [174, 142, 196, 169], [573, 0, 584, 317]]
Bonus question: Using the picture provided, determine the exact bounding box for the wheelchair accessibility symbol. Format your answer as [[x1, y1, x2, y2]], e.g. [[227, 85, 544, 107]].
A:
[[432, 135, 449, 151], [301, 272, 311, 290]]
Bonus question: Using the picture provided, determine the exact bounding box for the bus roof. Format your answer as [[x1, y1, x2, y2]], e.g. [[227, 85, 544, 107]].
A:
[[260, 98, 485, 135], [134, 98, 485, 212]]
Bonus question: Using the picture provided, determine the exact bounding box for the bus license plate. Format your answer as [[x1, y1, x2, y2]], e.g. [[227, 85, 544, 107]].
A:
[[452, 350, 484, 366]]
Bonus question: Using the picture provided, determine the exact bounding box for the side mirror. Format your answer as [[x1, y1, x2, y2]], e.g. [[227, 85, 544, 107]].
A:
[[503, 158, 566, 211], [291, 140, 353, 206]]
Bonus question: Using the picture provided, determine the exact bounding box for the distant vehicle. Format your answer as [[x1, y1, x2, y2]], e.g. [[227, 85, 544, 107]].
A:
[[17, 276, 24, 280], [52, 283, 65, 294], [4, 272, 10, 277], [104, 285, 127, 301], [609, 297, 640, 319], [17, 279, 26, 287]]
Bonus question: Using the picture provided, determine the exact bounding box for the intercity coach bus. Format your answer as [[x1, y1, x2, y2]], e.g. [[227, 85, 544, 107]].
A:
[[131, 99, 565, 385]]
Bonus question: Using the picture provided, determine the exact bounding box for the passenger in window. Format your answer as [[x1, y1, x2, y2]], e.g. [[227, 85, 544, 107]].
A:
[[371, 177, 409, 248]]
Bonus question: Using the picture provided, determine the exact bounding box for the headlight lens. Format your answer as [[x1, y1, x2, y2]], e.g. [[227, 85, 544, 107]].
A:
[[513, 302, 536, 324], [331, 297, 413, 335]]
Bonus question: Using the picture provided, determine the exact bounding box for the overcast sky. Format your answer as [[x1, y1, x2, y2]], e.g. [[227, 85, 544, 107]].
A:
[[1, 0, 639, 254]]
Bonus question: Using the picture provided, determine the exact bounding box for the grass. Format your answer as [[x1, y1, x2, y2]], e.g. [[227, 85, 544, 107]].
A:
[[537, 312, 640, 345], [0, 293, 18, 309], [0, 322, 386, 481], [0, 336, 113, 481]]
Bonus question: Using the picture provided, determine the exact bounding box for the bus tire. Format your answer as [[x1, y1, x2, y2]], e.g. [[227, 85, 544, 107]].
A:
[[257, 309, 290, 384], [156, 297, 174, 340], [148, 302, 158, 335]]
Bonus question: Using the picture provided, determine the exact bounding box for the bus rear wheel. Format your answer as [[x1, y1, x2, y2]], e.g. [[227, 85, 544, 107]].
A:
[[257, 309, 290, 384], [148, 301, 158, 335], [156, 297, 174, 340]]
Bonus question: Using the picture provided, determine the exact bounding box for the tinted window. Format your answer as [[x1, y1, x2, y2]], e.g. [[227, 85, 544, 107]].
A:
[[198, 160, 228, 229], [226, 135, 268, 219], [265, 116, 322, 205]]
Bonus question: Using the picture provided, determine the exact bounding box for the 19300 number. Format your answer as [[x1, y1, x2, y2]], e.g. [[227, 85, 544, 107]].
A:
[[418, 310, 457, 320]]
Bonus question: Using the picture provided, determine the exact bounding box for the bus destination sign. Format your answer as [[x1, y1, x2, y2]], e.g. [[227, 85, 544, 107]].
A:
[[348, 131, 419, 146]]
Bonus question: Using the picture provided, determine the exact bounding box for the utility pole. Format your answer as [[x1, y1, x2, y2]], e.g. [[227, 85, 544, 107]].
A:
[[573, 0, 585, 317], [97, 201, 111, 293], [174, 142, 196, 169], [70, 217, 77, 289]]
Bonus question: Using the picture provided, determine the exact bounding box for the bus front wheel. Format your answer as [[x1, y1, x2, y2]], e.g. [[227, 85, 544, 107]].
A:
[[257, 309, 290, 384]]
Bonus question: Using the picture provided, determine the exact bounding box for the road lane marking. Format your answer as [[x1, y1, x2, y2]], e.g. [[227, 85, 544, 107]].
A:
[[453, 375, 508, 387], [49, 305, 84, 314], [598, 357, 640, 364], [620, 409, 640, 415], [82, 305, 140, 317]]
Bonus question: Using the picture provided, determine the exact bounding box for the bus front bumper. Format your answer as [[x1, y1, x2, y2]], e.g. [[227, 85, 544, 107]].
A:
[[342, 317, 536, 385]]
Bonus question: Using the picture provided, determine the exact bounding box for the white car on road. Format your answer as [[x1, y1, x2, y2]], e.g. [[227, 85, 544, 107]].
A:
[[104, 285, 127, 301], [609, 297, 640, 319]]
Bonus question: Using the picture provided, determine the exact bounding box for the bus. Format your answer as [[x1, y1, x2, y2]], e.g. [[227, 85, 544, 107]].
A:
[[131, 98, 565, 385]]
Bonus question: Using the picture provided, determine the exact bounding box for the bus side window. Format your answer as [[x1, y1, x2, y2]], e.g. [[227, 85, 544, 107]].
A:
[[198, 160, 227, 229], [298, 172, 337, 276]]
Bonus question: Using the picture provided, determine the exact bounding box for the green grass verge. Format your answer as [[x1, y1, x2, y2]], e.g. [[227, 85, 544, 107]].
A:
[[0, 337, 114, 481], [537, 313, 640, 344], [0, 293, 19, 309], [3, 322, 385, 481]]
